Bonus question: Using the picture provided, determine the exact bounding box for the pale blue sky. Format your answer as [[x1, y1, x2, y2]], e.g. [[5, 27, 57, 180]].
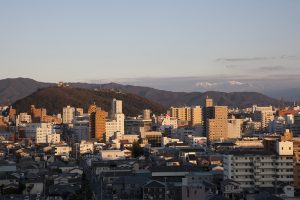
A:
[[0, 0, 299, 82]]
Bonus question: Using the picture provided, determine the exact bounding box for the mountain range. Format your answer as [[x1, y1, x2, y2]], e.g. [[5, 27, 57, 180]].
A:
[[12, 87, 166, 116], [0, 78, 292, 109]]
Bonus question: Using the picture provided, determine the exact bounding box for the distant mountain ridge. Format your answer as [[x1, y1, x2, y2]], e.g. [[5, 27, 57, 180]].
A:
[[0, 78, 53, 105], [12, 87, 166, 116], [0, 78, 291, 108]]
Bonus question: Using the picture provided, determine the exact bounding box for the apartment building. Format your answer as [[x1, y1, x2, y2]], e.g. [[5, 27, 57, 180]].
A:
[[223, 141, 294, 189], [63, 105, 75, 124]]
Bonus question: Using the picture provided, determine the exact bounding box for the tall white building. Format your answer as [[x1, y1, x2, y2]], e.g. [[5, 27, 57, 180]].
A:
[[63, 105, 75, 124], [106, 99, 125, 142], [112, 98, 122, 115], [25, 123, 55, 144], [253, 105, 274, 130]]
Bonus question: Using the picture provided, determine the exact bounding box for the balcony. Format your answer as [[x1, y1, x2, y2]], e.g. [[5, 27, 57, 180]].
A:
[[277, 178, 293, 182], [254, 182, 261, 186], [234, 159, 251, 163], [259, 165, 276, 169], [276, 165, 293, 169], [233, 171, 253, 176], [259, 171, 276, 175], [234, 165, 253, 169], [276, 159, 293, 163], [254, 175, 261, 179], [260, 177, 275, 182], [254, 163, 261, 167], [235, 178, 254, 182]]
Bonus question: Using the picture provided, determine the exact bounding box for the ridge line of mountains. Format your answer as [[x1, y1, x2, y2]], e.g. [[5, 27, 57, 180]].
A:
[[0, 78, 292, 115]]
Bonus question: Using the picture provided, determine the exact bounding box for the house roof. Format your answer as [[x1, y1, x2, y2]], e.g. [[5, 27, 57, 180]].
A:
[[113, 176, 149, 185], [149, 166, 204, 173], [143, 180, 165, 188]]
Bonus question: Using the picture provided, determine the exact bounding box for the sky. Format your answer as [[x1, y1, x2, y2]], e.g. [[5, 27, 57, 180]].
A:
[[0, 0, 300, 83]]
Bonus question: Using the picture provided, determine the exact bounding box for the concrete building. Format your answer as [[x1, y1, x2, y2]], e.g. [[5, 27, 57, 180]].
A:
[[8, 106, 16, 122], [191, 106, 202, 127], [111, 98, 122, 116], [158, 114, 178, 133], [170, 106, 202, 127], [31, 105, 47, 123], [141, 131, 162, 147], [228, 118, 242, 139], [16, 113, 32, 126], [55, 144, 72, 156], [268, 116, 286, 134], [106, 99, 125, 142], [253, 106, 274, 131], [125, 117, 152, 134], [293, 112, 300, 135], [75, 108, 84, 116], [88, 104, 107, 141], [170, 106, 192, 122], [72, 114, 89, 142], [143, 109, 151, 120], [79, 140, 94, 154], [47, 133, 61, 144], [63, 105, 75, 124], [293, 137, 300, 190], [205, 104, 228, 142], [182, 175, 205, 200], [25, 123, 54, 144], [99, 150, 130, 160], [223, 144, 294, 189]]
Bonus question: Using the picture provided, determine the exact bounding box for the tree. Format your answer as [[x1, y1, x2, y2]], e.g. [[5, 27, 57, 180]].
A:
[[132, 141, 144, 158]]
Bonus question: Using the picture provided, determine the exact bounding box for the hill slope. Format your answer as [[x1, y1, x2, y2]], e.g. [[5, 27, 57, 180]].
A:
[[0, 78, 53, 105], [12, 87, 166, 116], [81, 83, 287, 108], [0, 78, 290, 108]]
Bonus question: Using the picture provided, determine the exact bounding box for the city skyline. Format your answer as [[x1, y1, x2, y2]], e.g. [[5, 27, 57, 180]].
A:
[[1, 0, 300, 82]]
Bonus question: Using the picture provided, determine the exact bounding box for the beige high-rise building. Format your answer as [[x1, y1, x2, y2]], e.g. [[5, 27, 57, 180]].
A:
[[206, 105, 228, 142], [228, 118, 242, 139], [191, 106, 202, 126], [143, 109, 151, 120], [63, 105, 75, 124], [203, 97, 214, 135], [170, 106, 191, 122], [170, 106, 202, 126], [205, 97, 213, 107]]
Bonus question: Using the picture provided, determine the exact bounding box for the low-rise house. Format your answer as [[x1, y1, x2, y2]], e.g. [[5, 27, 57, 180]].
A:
[[221, 179, 243, 199], [143, 180, 166, 200], [112, 176, 149, 199]]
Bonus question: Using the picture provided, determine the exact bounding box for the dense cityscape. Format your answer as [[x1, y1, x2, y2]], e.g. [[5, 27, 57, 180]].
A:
[[0, 82, 299, 199], [1, 1, 300, 200]]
